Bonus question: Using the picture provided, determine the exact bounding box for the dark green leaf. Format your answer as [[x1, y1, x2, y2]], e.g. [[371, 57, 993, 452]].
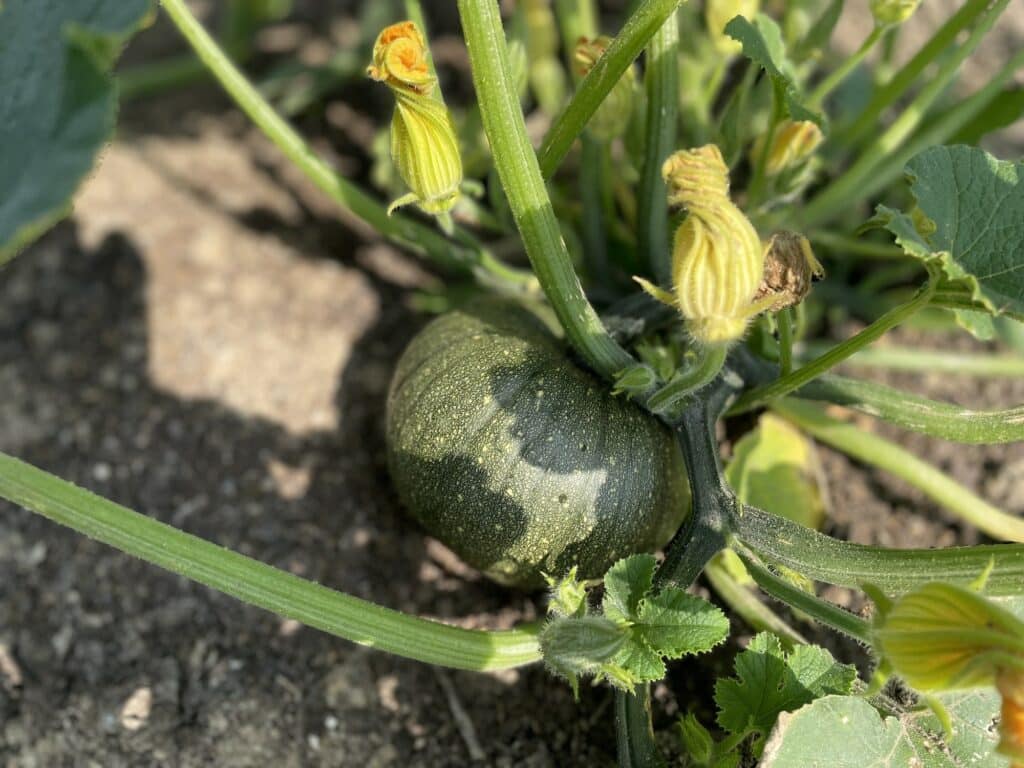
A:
[[634, 587, 729, 658], [949, 88, 1024, 146], [0, 0, 153, 263], [725, 14, 823, 126], [876, 146, 1024, 324], [715, 633, 856, 738]]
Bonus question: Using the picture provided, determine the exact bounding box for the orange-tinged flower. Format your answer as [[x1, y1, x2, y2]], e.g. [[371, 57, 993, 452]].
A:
[[367, 21, 433, 95]]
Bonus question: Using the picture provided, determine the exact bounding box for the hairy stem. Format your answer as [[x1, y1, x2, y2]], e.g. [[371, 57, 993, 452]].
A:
[[538, 0, 684, 179], [0, 453, 541, 671], [636, 10, 679, 284], [458, 0, 636, 379]]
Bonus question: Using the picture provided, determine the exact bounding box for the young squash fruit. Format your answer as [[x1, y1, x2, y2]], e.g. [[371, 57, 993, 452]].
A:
[[386, 302, 690, 588]]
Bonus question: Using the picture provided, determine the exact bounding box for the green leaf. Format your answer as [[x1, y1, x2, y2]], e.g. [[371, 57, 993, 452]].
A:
[[908, 690, 1010, 768], [759, 695, 952, 767], [715, 633, 856, 739], [725, 413, 826, 531], [725, 14, 823, 126], [876, 146, 1024, 325], [634, 587, 730, 659], [0, 0, 154, 264], [603, 554, 657, 623], [949, 88, 1024, 146]]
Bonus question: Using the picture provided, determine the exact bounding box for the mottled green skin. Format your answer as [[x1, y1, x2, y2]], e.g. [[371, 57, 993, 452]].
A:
[[386, 302, 690, 589]]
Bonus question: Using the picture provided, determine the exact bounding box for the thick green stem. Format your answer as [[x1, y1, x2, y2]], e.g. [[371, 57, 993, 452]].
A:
[[734, 549, 871, 643], [636, 11, 679, 284], [807, 25, 884, 109], [734, 505, 1024, 596], [838, 0, 992, 146], [458, 0, 636, 379], [656, 401, 736, 588], [158, 0, 534, 290], [798, 343, 1024, 378], [538, 0, 683, 179], [0, 453, 541, 671], [728, 275, 937, 414], [615, 688, 666, 768], [800, 0, 1011, 228], [772, 398, 1024, 542], [799, 374, 1024, 444]]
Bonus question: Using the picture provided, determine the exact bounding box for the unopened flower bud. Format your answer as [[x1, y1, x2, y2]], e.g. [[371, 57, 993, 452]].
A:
[[754, 232, 824, 311], [636, 145, 774, 346], [751, 120, 823, 176], [705, 0, 760, 55], [872, 582, 1024, 766], [870, 0, 921, 26], [574, 36, 636, 141], [873, 582, 1024, 692], [368, 22, 463, 219]]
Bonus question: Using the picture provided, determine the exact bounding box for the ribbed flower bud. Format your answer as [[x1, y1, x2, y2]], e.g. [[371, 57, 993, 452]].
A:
[[574, 36, 636, 142], [751, 120, 823, 177], [705, 0, 760, 55], [870, 0, 921, 26], [367, 22, 462, 220], [637, 145, 773, 346], [872, 582, 1024, 766]]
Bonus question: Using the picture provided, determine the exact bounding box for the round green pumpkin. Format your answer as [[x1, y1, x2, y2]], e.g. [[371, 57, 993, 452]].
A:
[[385, 301, 690, 588]]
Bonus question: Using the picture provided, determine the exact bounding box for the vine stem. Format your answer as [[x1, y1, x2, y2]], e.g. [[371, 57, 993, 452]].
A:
[[772, 398, 1024, 543], [636, 10, 679, 284], [457, 0, 636, 379], [800, 0, 1011, 228], [734, 504, 1024, 596], [727, 272, 937, 414], [537, 0, 683, 179], [157, 0, 534, 291], [837, 0, 992, 147], [0, 452, 541, 670], [807, 25, 884, 109], [647, 344, 728, 416], [797, 343, 1024, 378]]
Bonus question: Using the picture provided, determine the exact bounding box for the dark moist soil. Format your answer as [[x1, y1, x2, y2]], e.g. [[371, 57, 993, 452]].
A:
[[3, 4, 1024, 767]]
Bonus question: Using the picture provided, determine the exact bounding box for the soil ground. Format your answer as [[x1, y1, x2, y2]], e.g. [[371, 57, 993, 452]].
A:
[[1, 2, 1022, 766]]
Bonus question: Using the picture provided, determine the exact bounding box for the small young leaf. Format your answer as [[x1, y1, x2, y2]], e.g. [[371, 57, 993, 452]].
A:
[[876, 146, 1024, 325], [715, 633, 856, 739], [634, 587, 730, 659], [724, 14, 823, 126], [678, 713, 715, 764], [603, 553, 657, 623], [546, 566, 590, 618], [0, 0, 154, 263]]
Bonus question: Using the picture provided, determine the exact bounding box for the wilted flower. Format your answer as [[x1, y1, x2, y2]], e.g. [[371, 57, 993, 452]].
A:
[[367, 22, 462, 220], [754, 232, 824, 312], [574, 36, 637, 142], [636, 145, 775, 346]]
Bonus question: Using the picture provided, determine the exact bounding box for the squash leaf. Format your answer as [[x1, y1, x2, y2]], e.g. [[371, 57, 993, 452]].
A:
[[715, 633, 856, 746], [874, 145, 1024, 335], [725, 14, 823, 126], [540, 555, 728, 692], [0, 0, 153, 264], [760, 695, 948, 767]]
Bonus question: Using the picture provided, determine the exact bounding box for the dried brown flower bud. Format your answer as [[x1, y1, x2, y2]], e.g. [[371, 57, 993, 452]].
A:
[[754, 232, 824, 311]]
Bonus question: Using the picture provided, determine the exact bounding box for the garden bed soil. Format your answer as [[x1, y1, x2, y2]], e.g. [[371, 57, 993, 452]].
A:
[[2, 3, 1023, 765]]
